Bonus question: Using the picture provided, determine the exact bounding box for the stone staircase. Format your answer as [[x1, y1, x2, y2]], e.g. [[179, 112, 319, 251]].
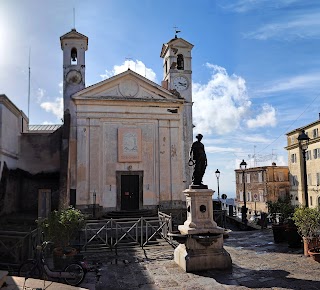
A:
[[102, 209, 158, 219]]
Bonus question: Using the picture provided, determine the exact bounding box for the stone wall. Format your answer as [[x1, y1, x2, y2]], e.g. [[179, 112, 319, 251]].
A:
[[18, 129, 61, 174], [0, 163, 60, 216]]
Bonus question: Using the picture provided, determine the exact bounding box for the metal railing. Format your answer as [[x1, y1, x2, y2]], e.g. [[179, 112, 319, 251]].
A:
[[81, 212, 173, 251], [0, 228, 39, 268]]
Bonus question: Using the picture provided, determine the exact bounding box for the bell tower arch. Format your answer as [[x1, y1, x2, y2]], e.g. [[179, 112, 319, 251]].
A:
[[60, 29, 88, 115]]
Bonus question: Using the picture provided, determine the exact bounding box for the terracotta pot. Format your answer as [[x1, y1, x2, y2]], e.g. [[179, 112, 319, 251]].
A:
[[286, 225, 302, 248], [53, 247, 77, 270], [308, 248, 320, 262], [303, 237, 319, 256], [272, 224, 287, 243]]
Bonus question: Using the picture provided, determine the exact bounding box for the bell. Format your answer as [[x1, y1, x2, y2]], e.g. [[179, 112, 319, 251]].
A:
[[71, 49, 77, 61], [71, 52, 77, 62]]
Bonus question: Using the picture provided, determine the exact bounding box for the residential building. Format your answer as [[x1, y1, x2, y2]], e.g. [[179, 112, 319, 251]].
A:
[[235, 163, 290, 216], [285, 118, 320, 208]]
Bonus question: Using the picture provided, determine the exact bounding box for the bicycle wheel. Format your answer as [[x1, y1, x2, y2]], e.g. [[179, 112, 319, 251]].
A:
[[64, 263, 85, 286], [19, 260, 41, 279]]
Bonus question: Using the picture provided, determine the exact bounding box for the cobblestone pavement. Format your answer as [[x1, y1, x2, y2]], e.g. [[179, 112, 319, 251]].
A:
[[80, 229, 320, 290]]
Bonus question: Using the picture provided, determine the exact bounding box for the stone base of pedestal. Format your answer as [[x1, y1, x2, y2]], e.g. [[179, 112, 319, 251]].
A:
[[174, 242, 232, 272]]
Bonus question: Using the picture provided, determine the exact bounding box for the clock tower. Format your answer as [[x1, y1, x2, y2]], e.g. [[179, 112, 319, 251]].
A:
[[160, 35, 194, 186], [60, 29, 88, 115]]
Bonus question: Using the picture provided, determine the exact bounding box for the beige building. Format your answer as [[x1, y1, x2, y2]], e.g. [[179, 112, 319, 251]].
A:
[[235, 163, 290, 216], [285, 118, 320, 208], [0, 29, 195, 216]]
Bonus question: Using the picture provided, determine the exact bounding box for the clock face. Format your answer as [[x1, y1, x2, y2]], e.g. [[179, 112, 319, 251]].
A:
[[66, 70, 82, 85], [173, 76, 188, 91]]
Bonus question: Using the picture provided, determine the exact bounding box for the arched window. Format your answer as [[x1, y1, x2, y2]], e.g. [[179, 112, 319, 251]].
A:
[[71, 48, 78, 65], [177, 54, 184, 70]]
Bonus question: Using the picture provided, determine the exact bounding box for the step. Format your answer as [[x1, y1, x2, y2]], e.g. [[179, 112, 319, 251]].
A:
[[0, 270, 8, 288]]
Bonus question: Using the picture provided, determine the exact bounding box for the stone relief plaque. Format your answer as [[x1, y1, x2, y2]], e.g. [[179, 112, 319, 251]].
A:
[[119, 79, 139, 97], [118, 128, 142, 162]]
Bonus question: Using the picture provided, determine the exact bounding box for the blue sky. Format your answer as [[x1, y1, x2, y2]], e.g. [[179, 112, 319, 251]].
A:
[[1, 0, 320, 198]]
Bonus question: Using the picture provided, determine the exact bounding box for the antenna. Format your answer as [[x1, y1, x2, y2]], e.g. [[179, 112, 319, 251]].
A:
[[73, 8, 75, 29], [28, 47, 31, 119], [125, 57, 132, 69], [248, 147, 278, 166]]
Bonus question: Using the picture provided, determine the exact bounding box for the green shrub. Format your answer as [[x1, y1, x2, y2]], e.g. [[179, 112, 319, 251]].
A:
[[292, 207, 320, 239], [37, 206, 85, 248]]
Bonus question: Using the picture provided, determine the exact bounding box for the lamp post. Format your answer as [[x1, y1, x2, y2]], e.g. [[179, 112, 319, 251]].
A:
[[298, 130, 310, 207], [240, 160, 247, 224], [215, 169, 221, 210]]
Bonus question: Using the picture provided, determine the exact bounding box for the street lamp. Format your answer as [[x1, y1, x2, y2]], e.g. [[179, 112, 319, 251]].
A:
[[240, 160, 248, 224], [298, 130, 310, 207], [215, 169, 221, 210], [215, 169, 220, 200]]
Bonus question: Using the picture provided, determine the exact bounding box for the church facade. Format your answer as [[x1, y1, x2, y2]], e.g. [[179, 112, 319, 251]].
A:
[[0, 29, 195, 216]]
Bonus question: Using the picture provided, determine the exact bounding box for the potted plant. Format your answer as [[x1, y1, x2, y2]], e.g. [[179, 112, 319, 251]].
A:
[[37, 206, 85, 269], [267, 198, 295, 244], [292, 207, 320, 257]]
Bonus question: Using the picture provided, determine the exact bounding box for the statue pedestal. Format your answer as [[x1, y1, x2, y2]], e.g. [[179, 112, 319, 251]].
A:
[[173, 187, 232, 272]]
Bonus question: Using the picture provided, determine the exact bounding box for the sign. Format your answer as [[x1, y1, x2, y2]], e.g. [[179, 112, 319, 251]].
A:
[[253, 193, 259, 202]]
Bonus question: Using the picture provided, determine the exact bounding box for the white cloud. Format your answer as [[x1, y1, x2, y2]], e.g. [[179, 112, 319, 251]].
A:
[[247, 104, 276, 128], [100, 60, 157, 83], [192, 63, 252, 134], [39, 82, 63, 121], [242, 134, 272, 143], [40, 97, 63, 121], [36, 88, 45, 103], [257, 73, 320, 93], [244, 12, 320, 40], [206, 146, 240, 153], [222, 0, 300, 13]]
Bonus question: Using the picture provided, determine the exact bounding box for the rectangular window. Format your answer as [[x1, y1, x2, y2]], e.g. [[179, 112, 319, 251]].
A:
[[246, 173, 250, 184], [279, 188, 286, 199], [291, 175, 298, 186], [278, 172, 284, 182], [239, 173, 242, 184], [308, 173, 312, 186], [313, 128, 319, 138], [291, 153, 297, 163], [314, 149, 318, 159], [317, 173, 320, 186], [306, 150, 312, 160], [239, 191, 243, 201], [310, 196, 313, 206], [247, 192, 251, 202], [291, 136, 295, 144], [258, 172, 263, 183], [259, 190, 264, 202]]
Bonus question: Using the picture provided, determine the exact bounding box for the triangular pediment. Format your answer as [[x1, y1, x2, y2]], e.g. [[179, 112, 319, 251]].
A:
[[73, 70, 183, 102], [60, 29, 88, 49], [160, 37, 194, 57]]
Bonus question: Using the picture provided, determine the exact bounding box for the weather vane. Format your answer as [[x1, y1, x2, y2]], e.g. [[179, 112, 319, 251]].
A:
[[174, 26, 181, 38]]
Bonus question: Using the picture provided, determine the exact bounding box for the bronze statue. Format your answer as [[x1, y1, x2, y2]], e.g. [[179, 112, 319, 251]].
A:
[[189, 134, 207, 187]]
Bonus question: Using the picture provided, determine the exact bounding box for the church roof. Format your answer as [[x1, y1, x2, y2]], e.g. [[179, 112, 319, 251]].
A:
[[73, 69, 185, 103], [28, 124, 62, 133], [60, 29, 88, 50], [160, 37, 194, 58]]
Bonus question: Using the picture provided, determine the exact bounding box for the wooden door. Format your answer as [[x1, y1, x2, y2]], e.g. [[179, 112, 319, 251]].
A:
[[121, 175, 139, 210]]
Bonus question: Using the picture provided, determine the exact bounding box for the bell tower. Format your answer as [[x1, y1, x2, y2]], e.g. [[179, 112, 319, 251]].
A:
[[160, 34, 193, 103], [160, 34, 194, 187], [60, 29, 88, 115]]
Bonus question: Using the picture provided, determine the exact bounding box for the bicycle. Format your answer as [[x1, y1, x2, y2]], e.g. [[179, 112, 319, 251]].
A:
[[19, 241, 86, 286]]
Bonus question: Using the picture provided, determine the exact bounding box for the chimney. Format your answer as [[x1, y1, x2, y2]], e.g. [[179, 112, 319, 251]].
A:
[[162, 80, 168, 89]]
